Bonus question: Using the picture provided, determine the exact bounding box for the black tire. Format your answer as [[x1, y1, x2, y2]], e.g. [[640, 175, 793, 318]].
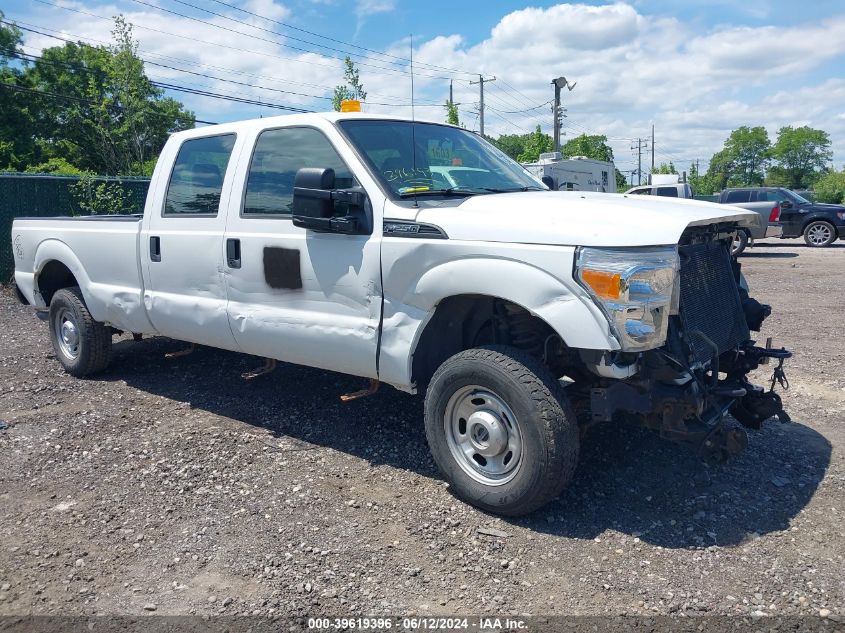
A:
[[803, 220, 836, 247], [731, 230, 749, 256], [424, 345, 579, 516], [48, 286, 111, 377]]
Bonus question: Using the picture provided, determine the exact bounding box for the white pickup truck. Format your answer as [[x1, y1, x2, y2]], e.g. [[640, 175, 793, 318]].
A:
[[11, 112, 792, 516]]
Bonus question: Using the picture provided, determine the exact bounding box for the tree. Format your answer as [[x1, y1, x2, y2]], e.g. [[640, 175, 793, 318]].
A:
[[724, 126, 770, 186], [615, 169, 627, 192], [444, 100, 459, 126], [0, 13, 36, 170], [560, 134, 614, 162], [516, 126, 554, 163], [493, 133, 528, 161], [332, 56, 367, 111], [651, 161, 677, 175], [24, 16, 194, 175], [770, 125, 832, 189], [813, 167, 845, 204]]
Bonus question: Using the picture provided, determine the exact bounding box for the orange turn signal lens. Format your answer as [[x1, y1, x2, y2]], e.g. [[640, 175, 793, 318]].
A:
[[581, 269, 622, 300]]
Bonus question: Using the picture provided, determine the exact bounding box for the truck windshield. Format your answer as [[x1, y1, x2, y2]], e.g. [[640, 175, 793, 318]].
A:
[[338, 120, 545, 198]]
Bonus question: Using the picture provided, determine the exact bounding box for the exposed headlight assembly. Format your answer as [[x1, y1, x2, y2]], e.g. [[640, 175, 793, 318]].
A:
[[576, 246, 680, 352]]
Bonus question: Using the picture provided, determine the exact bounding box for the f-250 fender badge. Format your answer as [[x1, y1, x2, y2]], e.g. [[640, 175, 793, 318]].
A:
[[383, 221, 448, 239], [13, 235, 24, 259]]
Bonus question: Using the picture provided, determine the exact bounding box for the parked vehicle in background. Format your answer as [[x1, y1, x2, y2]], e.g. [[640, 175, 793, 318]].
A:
[[11, 111, 791, 517], [719, 187, 845, 247], [625, 174, 693, 199], [522, 153, 615, 192], [715, 189, 783, 255]]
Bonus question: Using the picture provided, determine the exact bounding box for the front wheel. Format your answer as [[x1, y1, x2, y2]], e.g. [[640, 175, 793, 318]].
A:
[[803, 220, 836, 247], [424, 346, 579, 516]]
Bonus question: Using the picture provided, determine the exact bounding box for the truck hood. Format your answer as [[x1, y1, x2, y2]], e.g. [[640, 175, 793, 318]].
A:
[[801, 202, 845, 212], [412, 191, 761, 247]]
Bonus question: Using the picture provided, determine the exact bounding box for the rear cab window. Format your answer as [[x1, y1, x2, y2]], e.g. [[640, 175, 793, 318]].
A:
[[163, 134, 236, 216], [724, 190, 751, 204], [656, 186, 678, 197]]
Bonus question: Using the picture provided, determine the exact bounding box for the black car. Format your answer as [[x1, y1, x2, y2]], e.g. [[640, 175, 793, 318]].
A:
[[719, 187, 845, 247]]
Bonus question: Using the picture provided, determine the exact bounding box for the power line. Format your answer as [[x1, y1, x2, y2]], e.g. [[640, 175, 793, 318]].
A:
[[10, 19, 445, 110], [126, 0, 460, 82], [16, 13, 443, 107], [5, 43, 313, 114], [0, 81, 218, 124], [200, 0, 478, 78]]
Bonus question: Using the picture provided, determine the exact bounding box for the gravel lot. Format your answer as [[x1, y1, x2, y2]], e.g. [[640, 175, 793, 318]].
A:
[[0, 237, 842, 620]]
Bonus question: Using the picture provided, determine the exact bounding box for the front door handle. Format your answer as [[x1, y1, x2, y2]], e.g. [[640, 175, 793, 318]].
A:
[[150, 236, 161, 262], [226, 238, 241, 269]]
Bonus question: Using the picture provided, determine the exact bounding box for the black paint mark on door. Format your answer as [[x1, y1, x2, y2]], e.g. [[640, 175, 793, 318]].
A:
[[263, 247, 302, 289]]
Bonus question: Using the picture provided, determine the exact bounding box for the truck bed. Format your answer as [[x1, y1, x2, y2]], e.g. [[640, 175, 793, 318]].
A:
[[12, 214, 152, 334]]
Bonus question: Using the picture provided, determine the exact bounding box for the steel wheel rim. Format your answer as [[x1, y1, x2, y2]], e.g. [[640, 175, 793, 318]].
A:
[[808, 224, 831, 245], [54, 307, 81, 360], [444, 385, 523, 486]]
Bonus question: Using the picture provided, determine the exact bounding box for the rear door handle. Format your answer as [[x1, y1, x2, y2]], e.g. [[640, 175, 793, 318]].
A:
[[226, 238, 241, 269], [150, 236, 161, 262]]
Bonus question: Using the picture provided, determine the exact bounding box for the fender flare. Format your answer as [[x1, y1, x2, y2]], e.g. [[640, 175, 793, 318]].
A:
[[33, 239, 94, 310]]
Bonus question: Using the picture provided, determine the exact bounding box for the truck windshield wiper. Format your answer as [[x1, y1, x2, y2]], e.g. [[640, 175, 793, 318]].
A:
[[475, 186, 546, 193], [398, 188, 482, 198]]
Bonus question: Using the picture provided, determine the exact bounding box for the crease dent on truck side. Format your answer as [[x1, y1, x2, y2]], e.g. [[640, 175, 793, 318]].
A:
[[12, 111, 793, 517]]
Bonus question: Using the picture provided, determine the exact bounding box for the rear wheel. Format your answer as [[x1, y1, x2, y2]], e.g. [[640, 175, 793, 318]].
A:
[[731, 230, 749, 256], [803, 220, 836, 247], [424, 346, 579, 516], [49, 287, 111, 377]]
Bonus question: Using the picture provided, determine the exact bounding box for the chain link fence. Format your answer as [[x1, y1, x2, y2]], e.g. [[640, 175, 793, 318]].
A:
[[0, 173, 150, 282]]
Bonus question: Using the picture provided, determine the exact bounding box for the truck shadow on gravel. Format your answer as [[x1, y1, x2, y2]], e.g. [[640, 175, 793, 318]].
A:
[[106, 337, 831, 550]]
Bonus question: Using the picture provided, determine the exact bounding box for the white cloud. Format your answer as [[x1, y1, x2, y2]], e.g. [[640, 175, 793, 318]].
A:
[[355, 0, 395, 17], [14, 1, 845, 168]]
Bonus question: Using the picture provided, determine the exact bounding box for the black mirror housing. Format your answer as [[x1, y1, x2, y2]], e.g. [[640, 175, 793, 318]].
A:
[[541, 175, 555, 190], [291, 167, 373, 235], [292, 167, 335, 219]]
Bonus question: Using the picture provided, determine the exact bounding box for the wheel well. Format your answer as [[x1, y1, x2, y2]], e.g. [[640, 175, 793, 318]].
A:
[[37, 260, 79, 305], [411, 294, 575, 391]]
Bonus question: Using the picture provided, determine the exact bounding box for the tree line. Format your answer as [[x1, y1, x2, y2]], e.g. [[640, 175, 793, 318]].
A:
[[0, 13, 194, 176]]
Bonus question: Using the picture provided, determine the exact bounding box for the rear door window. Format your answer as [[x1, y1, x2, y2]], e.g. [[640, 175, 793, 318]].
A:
[[163, 134, 236, 216], [656, 187, 678, 197]]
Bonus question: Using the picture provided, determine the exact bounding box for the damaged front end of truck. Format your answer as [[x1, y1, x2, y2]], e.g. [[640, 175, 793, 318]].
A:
[[579, 223, 792, 463]]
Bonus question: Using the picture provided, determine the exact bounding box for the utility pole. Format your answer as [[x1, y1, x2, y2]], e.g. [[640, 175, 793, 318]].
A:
[[469, 75, 495, 136], [651, 124, 655, 172], [551, 76, 576, 152], [631, 138, 649, 185]]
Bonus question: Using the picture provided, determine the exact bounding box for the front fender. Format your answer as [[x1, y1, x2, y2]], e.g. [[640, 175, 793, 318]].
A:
[[378, 248, 619, 389]]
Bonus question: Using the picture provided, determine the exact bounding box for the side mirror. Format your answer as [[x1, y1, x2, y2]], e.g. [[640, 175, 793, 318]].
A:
[[291, 167, 372, 235], [541, 175, 555, 190], [292, 167, 335, 220], [780, 200, 792, 209]]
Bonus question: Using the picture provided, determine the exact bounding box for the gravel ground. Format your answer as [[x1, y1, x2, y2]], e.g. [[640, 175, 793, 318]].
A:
[[0, 237, 842, 620]]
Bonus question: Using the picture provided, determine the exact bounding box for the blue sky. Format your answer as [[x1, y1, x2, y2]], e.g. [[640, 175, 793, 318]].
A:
[[4, 0, 845, 176]]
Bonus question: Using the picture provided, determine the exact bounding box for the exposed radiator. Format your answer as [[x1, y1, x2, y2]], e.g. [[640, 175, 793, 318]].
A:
[[678, 242, 750, 363]]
